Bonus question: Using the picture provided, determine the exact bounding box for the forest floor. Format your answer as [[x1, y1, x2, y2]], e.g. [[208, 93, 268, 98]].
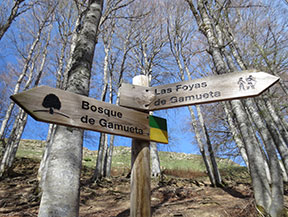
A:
[[1, 140, 288, 216], [2, 157, 286, 217]]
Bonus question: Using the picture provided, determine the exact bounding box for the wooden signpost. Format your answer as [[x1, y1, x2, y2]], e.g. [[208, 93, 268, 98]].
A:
[[11, 70, 280, 217], [10, 85, 168, 144], [130, 75, 151, 217], [119, 70, 280, 111]]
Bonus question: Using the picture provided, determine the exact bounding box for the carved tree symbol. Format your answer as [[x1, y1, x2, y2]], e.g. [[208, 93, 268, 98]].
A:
[[42, 94, 61, 114]]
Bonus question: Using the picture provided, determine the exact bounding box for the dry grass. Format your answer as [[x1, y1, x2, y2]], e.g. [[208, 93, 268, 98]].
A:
[[162, 168, 207, 179]]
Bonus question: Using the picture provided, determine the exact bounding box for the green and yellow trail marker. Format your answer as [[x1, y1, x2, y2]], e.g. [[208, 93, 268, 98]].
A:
[[149, 115, 168, 144]]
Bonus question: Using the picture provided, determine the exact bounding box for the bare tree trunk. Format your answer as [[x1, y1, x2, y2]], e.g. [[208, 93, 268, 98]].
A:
[[0, 17, 53, 178], [0, 0, 27, 41], [105, 135, 114, 177], [38, 5, 81, 187], [188, 106, 216, 186], [0, 110, 27, 177], [0, 20, 44, 141], [279, 161, 288, 182], [150, 142, 161, 177], [0, 44, 38, 177], [196, 105, 222, 186], [256, 97, 288, 174], [38, 18, 65, 187], [230, 100, 272, 209], [104, 69, 116, 178], [38, 1, 103, 216], [167, 22, 216, 185], [93, 25, 113, 180], [246, 108, 272, 184], [62, 15, 81, 90], [244, 98, 284, 215], [262, 95, 288, 143], [223, 102, 249, 168], [220, 4, 288, 183], [223, 14, 281, 214], [93, 133, 106, 180], [38, 124, 56, 188], [185, 1, 282, 214]]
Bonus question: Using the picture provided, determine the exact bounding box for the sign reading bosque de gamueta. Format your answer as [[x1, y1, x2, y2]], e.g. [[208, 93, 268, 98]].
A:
[[10, 86, 151, 141], [119, 70, 279, 111]]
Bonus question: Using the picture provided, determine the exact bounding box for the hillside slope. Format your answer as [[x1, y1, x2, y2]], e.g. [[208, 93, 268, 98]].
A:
[[15, 139, 239, 173], [0, 139, 283, 216]]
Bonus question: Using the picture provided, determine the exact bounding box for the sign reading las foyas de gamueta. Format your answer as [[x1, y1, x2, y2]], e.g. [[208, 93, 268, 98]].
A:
[[119, 70, 280, 111], [10, 86, 168, 143]]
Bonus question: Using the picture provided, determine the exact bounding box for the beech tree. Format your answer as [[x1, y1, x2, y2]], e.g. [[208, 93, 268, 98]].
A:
[[38, 0, 82, 188], [92, 0, 141, 181], [93, 13, 116, 181], [0, 12, 45, 142], [128, 1, 168, 176], [92, 0, 167, 180], [38, 0, 103, 216], [185, 0, 287, 216], [0, 0, 33, 41], [165, 1, 222, 186], [0, 2, 55, 163], [103, 14, 140, 177], [0, 9, 54, 177]]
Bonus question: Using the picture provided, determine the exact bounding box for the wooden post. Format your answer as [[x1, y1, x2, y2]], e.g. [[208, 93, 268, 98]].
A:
[[130, 75, 151, 217]]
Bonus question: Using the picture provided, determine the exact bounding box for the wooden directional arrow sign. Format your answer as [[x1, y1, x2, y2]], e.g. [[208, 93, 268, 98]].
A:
[[119, 70, 279, 111], [10, 86, 168, 144]]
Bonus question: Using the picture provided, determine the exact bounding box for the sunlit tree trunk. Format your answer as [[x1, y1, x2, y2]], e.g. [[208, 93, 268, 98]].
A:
[[94, 133, 108, 180], [38, 124, 56, 188], [245, 98, 283, 215], [188, 106, 216, 186], [104, 33, 130, 176], [0, 110, 27, 177], [0, 54, 37, 177], [93, 23, 113, 180], [220, 3, 285, 213], [166, 11, 218, 185], [185, 1, 285, 215], [196, 105, 222, 186], [38, 32, 63, 187], [0, 17, 45, 142], [104, 69, 116, 177], [150, 142, 161, 177], [230, 99, 272, 209], [62, 14, 81, 90], [0, 13, 54, 176], [223, 102, 249, 168], [105, 135, 114, 177], [262, 95, 288, 143], [279, 161, 288, 182], [38, 4, 82, 188], [38, 1, 103, 216], [256, 97, 288, 174]]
